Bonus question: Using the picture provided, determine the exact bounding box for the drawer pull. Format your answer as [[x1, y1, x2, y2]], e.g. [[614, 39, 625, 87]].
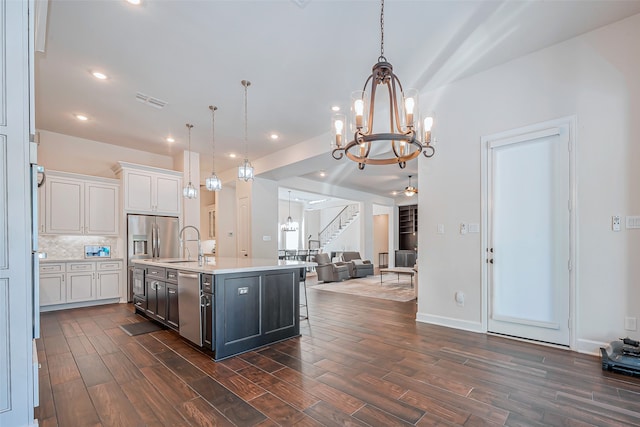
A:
[[168, 289, 177, 295]]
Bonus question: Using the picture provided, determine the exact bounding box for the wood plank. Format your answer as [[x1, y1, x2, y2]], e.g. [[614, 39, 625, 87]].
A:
[[304, 401, 369, 426], [154, 348, 207, 384], [189, 375, 266, 426], [176, 397, 235, 427], [120, 341, 159, 368], [75, 353, 115, 388], [47, 352, 81, 386], [43, 334, 71, 356], [139, 364, 198, 406], [120, 377, 190, 427], [87, 381, 145, 426], [248, 392, 306, 425], [51, 378, 101, 427], [101, 351, 145, 385], [353, 404, 416, 427]]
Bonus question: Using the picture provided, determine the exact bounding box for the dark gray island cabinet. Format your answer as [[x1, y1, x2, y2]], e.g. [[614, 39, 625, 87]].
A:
[[132, 258, 305, 361]]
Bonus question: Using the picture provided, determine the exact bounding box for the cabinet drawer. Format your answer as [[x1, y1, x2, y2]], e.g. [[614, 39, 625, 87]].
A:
[[97, 260, 123, 271], [68, 262, 95, 272], [39, 263, 65, 274], [165, 269, 178, 284], [145, 266, 166, 280]]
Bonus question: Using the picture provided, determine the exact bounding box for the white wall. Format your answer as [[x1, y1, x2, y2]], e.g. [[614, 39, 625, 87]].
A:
[[250, 178, 279, 258], [216, 185, 237, 257], [37, 130, 173, 177], [418, 13, 640, 354]]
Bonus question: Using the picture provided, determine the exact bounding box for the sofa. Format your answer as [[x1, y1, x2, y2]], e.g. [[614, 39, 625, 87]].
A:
[[314, 253, 350, 283], [342, 251, 374, 278]]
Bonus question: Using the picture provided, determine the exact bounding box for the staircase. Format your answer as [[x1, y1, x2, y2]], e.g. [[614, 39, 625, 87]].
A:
[[318, 204, 359, 252]]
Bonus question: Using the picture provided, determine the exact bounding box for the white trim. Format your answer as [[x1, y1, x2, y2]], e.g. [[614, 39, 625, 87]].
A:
[[576, 338, 607, 356], [39, 297, 121, 313], [481, 115, 577, 349], [416, 312, 484, 333]]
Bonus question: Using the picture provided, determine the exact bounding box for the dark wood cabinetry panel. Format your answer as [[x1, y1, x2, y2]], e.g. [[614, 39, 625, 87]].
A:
[[263, 272, 296, 334], [166, 283, 179, 330], [217, 274, 261, 345]]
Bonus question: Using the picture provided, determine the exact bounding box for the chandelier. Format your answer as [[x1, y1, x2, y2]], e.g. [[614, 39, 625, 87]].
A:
[[281, 191, 298, 232], [183, 123, 198, 199], [238, 80, 255, 182], [404, 175, 417, 197], [205, 105, 222, 191], [331, 0, 435, 170]]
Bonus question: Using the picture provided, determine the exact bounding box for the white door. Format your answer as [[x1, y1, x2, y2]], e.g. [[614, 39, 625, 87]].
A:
[[485, 121, 573, 346], [155, 174, 181, 215], [85, 182, 119, 235], [237, 196, 250, 258], [46, 177, 84, 234], [97, 271, 121, 299]]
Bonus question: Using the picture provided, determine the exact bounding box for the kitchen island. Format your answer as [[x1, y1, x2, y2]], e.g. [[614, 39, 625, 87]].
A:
[[132, 257, 309, 360]]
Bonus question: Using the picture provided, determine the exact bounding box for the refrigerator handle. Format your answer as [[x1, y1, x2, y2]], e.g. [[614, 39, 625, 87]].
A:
[[154, 223, 160, 258], [152, 223, 157, 258]]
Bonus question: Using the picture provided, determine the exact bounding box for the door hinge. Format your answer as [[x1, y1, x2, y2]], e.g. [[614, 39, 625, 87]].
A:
[[568, 318, 571, 329], [567, 199, 572, 212], [568, 259, 572, 271]]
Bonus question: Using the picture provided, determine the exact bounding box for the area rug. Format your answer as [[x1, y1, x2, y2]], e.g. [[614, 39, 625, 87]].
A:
[[308, 274, 416, 302], [119, 321, 163, 336]]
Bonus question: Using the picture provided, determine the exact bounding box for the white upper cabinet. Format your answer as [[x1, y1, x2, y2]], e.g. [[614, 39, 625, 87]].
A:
[[113, 162, 182, 216], [43, 171, 119, 236]]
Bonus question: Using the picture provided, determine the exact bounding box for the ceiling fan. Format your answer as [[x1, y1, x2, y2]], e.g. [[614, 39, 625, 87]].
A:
[[401, 175, 418, 197]]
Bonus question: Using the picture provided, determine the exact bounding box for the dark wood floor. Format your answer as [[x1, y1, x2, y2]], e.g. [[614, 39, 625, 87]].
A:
[[36, 282, 640, 426]]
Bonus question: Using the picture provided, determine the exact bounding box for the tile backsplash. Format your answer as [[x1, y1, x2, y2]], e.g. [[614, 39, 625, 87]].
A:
[[40, 235, 121, 260]]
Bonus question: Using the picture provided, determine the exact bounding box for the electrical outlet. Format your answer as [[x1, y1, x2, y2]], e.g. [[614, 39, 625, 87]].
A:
[[455, 291, 464, 306], [459, 223, 467, 235], [612, 215, 621, 232], [625, 316, 637, 331], [437, 224, 445, 234]]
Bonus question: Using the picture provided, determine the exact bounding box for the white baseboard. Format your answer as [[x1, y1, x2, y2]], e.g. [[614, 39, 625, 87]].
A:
[[416, 312, 484, 333], [40, 298, 120, 312], [576, 338, 608, 356]]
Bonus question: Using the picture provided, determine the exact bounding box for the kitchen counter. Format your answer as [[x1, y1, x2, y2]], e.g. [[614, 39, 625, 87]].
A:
[[132, 256, 310, 360], [132, 257, 312, 274], [41, 257, 124, 263]]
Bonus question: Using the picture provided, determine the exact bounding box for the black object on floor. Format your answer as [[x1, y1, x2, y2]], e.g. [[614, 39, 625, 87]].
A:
[[119, 321, 163, 336], [601, 338, 640, 377]]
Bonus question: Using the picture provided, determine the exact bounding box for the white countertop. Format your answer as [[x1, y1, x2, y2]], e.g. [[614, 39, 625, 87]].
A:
[[41, 257, 124, 263], [133, 257, 313, 274]]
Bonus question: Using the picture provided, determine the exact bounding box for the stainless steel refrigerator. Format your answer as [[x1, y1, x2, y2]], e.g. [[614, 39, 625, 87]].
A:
[[127, 214, 180, 301]]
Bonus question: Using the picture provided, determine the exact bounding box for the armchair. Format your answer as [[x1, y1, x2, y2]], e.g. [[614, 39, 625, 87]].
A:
[[314, 253, 350, 283], [342, 251, 374, 278]]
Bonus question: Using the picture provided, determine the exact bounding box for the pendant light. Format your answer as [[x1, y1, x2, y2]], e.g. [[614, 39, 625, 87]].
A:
[[183, 123, 198, 199], [205, 105, 222, 191], [331, 0, 435, 170], [238, 80, 255, 181], [281, 191, 298, 232], [404, 175, 417, 197]]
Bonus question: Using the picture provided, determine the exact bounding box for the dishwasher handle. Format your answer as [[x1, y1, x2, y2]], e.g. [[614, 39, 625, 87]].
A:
[[178, 272, 199, 279]]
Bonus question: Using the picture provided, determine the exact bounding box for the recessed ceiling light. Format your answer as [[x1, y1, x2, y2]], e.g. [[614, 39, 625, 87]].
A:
[[319, 171, 326, 177], [165, 136, 175, 143], [331, 106, 340, 112], [126, 0, 141, 5], [229, 153, 237, 158], [75, 114, 88, 121], [391, 191, 398, 196], [91, 71, 108, 80], [270, 133, 279, 140]]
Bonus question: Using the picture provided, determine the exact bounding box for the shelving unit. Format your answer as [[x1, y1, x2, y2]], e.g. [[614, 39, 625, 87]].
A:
[[398, 204, 418, 251]]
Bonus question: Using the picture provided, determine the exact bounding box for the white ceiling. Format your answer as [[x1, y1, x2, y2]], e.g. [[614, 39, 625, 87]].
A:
[[36, 0, 640, 199]]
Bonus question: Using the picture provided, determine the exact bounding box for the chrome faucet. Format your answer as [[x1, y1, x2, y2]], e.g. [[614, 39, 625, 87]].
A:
[[179, 225, 202, 266]]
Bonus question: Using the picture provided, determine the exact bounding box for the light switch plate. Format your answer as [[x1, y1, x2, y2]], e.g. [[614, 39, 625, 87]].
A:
[[612, 215, 621, 232], [459, 223, 467, 235], [437, 224, 444, 234]]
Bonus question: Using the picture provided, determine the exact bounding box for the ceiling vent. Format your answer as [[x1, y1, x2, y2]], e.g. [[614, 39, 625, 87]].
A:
[[135, 92, 168, 109]]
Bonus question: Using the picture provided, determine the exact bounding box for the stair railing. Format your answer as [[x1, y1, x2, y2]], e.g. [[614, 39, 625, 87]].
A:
[[318, 204, 359, 247]]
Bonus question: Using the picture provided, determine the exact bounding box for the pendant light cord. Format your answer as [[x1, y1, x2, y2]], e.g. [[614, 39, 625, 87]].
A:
[[379, 0, 385, 62], [186, 123, 193, 183], [242, 80, 251, 161], [209, 106, 217, 173]]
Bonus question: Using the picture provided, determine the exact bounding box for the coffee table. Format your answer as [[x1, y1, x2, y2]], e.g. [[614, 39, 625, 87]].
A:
[[379, 267, 415, 288]]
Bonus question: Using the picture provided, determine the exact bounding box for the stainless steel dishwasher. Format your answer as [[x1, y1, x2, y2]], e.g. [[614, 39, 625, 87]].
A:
[[177, 271, 202, 346]]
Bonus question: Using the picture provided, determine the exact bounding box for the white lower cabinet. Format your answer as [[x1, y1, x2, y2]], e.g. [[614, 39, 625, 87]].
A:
[[40, 260, 123, 309]]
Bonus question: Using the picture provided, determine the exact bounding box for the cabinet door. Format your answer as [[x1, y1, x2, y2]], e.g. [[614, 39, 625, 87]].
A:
[[263, 272, 296, 334], [145, 279, 159, 316], [154, 174, 181, 215], [217, 274, 261, 344], [97, 271, 120, 299], [40, 273, 65, 306], [85, 183, 119, 235], [166, 283, 179, 329], [125, 171, 153, 212], [67, 272, 95, 302], [156, 281, 167, 322], [46, 177, 84, 234]]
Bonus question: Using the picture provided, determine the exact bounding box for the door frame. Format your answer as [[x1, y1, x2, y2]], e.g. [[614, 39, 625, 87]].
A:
[[480, 116, 577, 349]]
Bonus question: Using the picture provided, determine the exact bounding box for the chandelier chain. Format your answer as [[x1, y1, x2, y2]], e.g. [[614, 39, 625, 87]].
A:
[[379, 0, 385, 61], [242, 80, 250, 160]]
